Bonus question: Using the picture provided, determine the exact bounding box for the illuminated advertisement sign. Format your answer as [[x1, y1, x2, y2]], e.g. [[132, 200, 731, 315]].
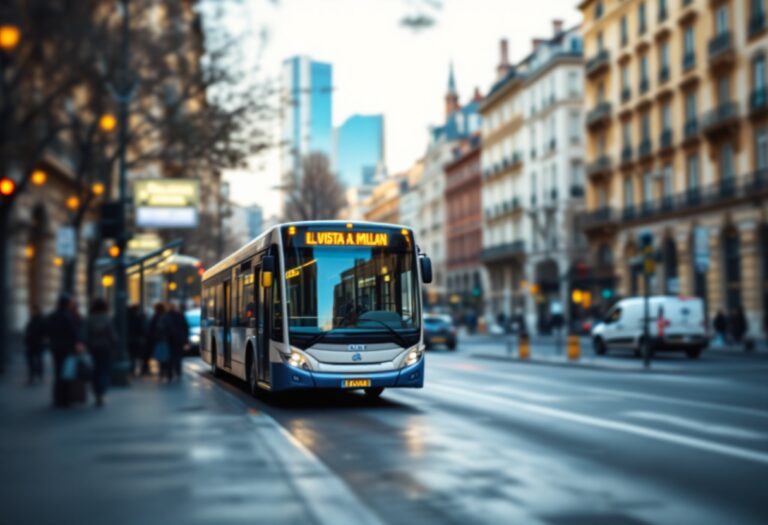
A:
[[134, 179, 199, 229], [305, 231, 389, 247]]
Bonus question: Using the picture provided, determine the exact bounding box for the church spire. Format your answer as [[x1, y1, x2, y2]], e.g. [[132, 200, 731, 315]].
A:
[[445, 61, 459, 118]]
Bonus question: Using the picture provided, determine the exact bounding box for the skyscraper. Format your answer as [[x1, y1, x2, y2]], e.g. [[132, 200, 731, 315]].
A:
[[280, 56, 333, 193], [334, 114, 385, 187]]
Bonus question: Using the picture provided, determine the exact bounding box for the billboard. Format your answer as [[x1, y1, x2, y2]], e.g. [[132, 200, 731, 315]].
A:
[[134, 179, 199, 229]]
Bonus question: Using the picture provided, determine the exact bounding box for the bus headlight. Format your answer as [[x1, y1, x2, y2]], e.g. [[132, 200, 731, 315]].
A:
[[282, 350, 311, 370], [404, 347, 423, 367]]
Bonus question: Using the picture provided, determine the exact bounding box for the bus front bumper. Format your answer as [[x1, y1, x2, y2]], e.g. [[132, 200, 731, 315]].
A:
[[271, 358, 424, 391]]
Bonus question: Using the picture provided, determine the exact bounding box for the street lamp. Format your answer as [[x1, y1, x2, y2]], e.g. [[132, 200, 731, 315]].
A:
[[66, 196, 80, 210], [0, 177, 15, 196], [0, 25, 20, 52], [31, 170, 47, 186], [92, 182, 105, 196], [99, 113, 117, 133]]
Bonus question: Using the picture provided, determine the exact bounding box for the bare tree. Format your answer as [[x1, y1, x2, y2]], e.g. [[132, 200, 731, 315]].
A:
[[284, 153, 346, 222]]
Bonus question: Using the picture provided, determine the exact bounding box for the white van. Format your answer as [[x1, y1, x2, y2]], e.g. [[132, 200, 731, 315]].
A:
[[591, 296, 708, 359]]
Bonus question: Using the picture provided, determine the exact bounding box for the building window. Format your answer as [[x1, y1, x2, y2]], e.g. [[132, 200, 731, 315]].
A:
[[595, 1, 604, 20], [661, 164, 673, 199], [685, 91, 697, 122], [658, 0, 668, 21], [641, 111, 651, 141], [716, 5, 729, 35], [661, 101, 672, 130], [569, 111, 581, 143], [659, 40, 670, 79], [571, 161, 584, 187], [687, 153, 700, 190], [624, 177, 634, 207], [597, 31, 604, 51], [753, 54, 766, 92], [568, 71, 580, 96], [639, 55, 649, 92], [638, 2, 647, 34], [756, 127, 768, 170], [683, 26, 695, 68], [622, 120, 632, 149], [719, 143, 735, 184], [717, 75, 731, 104], [621, 63, 630, 95], [643, 171, 653, 204], [663, 237, 678, 293], [620, 16, 628, 46]]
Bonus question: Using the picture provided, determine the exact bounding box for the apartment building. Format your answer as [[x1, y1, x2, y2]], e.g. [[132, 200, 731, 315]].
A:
[[580, 0, 768, 336], [480, 26, 587, 331]]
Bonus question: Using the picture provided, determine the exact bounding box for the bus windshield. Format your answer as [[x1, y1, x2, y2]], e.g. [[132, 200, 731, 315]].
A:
[[283, 242, 420, 346]]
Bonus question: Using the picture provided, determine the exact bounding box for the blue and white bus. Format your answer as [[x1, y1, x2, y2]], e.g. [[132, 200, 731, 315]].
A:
[[200, 221, 432, 397]]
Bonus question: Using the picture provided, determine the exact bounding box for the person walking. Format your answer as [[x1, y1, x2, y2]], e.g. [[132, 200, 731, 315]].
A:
[[24, 305, 47, 384], [712, 310, 727, 347], [166, 302, 189, 381], [729, 306, 748, 349], [147, 303, 171, 380], [85, 298, 117, 407], [127, 304, 146, 376], [46, 295, 80, 407]]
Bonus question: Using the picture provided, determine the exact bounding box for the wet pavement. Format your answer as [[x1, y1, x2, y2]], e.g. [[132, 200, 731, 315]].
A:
[[2, 341, 768, 524]]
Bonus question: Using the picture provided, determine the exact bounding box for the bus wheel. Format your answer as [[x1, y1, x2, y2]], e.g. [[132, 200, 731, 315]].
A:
[[364, 387, 384, 399]]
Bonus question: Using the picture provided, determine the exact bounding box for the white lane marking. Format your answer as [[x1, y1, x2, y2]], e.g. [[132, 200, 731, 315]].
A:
[[483, 384, 564, 403], [429, 383, 768, 466], [430, 363, 768, 419], [623, 411, 768, 441]]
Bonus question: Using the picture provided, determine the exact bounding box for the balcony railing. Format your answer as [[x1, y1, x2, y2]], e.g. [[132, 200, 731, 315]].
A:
[[587, 156, 612, 178], [638, 139, 653, 159], [659, 129, 674, 150], [683, 52, 696, 72], [708, 31, 734, 63], [658, 66, 670, 84], [702, 102, 739, 134], [684, 118, 699, 141], [587, 102, 612, 128], [480, 240, 526, 262], [750, 88, 767, 115], [586, 171, 768, 229], [586, 50, 610, 77], [749, 10, 766, 37]]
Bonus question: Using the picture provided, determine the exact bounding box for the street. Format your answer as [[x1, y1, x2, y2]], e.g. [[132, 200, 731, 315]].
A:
[[2, 338, 768, 524]]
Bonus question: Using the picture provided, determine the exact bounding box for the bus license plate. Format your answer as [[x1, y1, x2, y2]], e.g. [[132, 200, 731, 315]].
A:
[[343, 379, 371, 388]]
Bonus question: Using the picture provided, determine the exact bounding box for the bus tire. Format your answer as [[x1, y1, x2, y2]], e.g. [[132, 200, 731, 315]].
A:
[[246, 344, 259, 396], [364, 387, 384, 398]]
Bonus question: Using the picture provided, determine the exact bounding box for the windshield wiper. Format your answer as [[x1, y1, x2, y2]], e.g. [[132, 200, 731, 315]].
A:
[[357, 318, 410, 348]]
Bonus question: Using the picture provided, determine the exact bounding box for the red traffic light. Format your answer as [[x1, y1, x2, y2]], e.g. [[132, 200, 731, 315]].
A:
[[0, 177, 16, 196]]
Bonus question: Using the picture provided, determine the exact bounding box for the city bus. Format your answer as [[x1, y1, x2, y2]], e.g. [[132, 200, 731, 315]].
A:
[[200, 221, 432, 397]]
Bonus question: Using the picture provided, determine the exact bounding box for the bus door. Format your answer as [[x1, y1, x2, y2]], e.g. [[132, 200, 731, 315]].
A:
[[256, 264, 270, 384], [223, 279, 232, 368]]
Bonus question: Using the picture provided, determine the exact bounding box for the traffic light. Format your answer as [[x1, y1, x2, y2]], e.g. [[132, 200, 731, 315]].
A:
[[100, 202, 121, 239]]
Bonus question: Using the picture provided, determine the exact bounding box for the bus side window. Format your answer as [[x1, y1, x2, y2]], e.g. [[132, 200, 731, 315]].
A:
[[270, 246, 283, 342]]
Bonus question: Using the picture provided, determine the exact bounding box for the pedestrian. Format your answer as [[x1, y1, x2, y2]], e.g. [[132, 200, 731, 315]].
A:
[[24, 305, 47, 384], [85, 298, 117, 407], [127, 304, 146, 376], [166, 302, 189, 381], [712, 310, 727, 346], [46, 294, 80, 407], [147, 302, 171, 380], [729, 306, 748, 348]]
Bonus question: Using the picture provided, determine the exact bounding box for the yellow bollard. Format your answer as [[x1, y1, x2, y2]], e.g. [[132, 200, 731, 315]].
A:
[[519, 334, 530, 360], [567, 335, 581, 360]]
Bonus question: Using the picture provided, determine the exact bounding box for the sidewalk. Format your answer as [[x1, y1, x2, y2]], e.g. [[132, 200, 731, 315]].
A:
[[0, 354, 379, 525]]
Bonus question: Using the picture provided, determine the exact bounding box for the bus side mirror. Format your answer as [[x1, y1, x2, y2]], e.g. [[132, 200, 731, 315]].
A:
[[420, 256, 433, 284], [262, 255, 275, 288]]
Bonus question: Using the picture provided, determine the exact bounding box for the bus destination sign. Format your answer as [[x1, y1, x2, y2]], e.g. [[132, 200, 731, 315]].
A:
[[305, 231, 389, 247]]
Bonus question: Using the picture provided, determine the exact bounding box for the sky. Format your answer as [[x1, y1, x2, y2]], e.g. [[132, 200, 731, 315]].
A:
[[222, 0, 582, 218]]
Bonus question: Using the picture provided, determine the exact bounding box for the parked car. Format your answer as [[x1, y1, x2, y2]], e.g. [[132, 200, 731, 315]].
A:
[[591, 296, 708, 359], [185, 307, 201, 355], [423, 314, 457, 350]]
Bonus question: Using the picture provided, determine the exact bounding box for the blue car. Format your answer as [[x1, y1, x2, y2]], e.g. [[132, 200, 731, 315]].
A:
[[423, 314, 457, 350]]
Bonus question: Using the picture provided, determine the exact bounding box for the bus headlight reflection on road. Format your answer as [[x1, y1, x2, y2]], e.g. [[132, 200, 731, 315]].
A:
[[404, 348, 423, 367]]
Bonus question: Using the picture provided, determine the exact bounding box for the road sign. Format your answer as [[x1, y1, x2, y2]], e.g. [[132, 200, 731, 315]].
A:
[[55, 227, 76, 260], [693, 226, 710, 272]]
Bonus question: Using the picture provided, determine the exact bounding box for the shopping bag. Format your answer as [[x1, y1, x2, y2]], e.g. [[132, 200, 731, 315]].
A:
[[61, 355, 79, 381]]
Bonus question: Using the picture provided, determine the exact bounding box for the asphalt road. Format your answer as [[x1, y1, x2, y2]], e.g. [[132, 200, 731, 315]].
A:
[[188, 341, 768, 525]]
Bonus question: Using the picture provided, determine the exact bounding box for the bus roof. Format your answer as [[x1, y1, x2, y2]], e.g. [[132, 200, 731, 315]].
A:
[[202, 220, 413, 282]]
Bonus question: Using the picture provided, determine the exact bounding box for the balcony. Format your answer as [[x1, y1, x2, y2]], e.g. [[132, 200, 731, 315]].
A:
[[620, 146, 634, 166], [480, 240, 526, 263], [702, 102, 739, 137], [581, 207, 620, 233], [587, 102, 612, 130], [708, 31, 734, 68], [638, 139, 653, 160], [682, 52, 696, 72], [749, 10, 766, 38], [750, 88, 768, 118], [587, 156, 612, 179], [658, 66, 670, 84], [586, 50, 610, 78], [621, 87, 632, 103], [570, 184, 585, 197], [659, 129, 674, 152], [616, 170, 768, 224], [639, 78, 650, 95]]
